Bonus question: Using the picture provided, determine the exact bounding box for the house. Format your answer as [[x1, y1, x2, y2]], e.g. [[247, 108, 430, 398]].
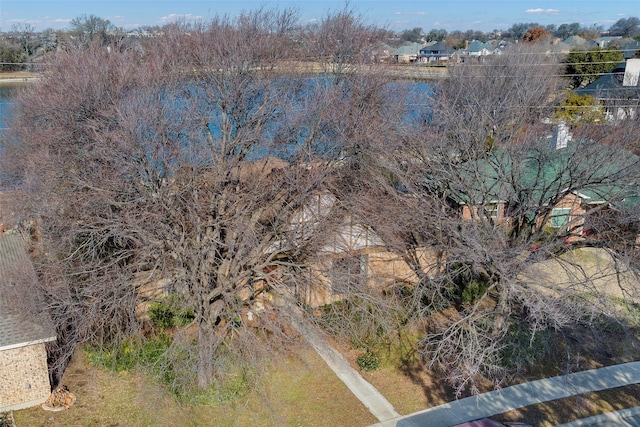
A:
[[575, 58, 640, 120], [281, 192, 437, 306], [621, 40, 640, 59], [558, 36, 600, 54], [594, 36, 623, 48], [371, 43, 394, 63], [131, 160, 438, 311], [447, 133, 639, 242], [418, 42, 455, 63], [393, 42, 423, 63], [0, 233, 56, 412], [456, 40, 497, 62], [563, 35, 587, 48]]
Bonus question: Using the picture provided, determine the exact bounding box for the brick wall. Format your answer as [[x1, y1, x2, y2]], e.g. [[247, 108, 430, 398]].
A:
[[0, 343, 51, 411], [302, 246, 443, 307]]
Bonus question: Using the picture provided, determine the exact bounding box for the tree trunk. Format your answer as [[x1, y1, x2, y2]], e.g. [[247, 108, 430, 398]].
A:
[[197, 319, 214, 389], [492, 284, 508, 338]]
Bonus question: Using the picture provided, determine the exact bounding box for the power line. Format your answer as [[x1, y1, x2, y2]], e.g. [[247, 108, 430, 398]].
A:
[[458, 60, 626, 68]]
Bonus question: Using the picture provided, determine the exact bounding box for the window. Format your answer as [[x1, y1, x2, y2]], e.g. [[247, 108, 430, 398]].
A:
[[330, 255, 368, 292], [484, 203, 500, 219], [551, 208, 571, 229]]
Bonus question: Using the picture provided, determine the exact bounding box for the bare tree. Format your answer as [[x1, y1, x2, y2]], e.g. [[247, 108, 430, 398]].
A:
[[303, 4, 386, 75], [348, 45, 640, 394], [609, 17, 640, 38], [68, 14, 115, 47], [1, 8, 388, 391], [10, 23, 36, 57], [4, 8, 638, 399]]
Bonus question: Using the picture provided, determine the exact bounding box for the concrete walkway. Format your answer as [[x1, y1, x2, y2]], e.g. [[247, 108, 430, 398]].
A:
[[286, 309, 400, 422], [371, 361, 640, 427]]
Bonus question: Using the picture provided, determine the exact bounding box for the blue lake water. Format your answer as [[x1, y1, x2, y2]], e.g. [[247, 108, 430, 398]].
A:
[[0, 80, 432, 147], [0, 86, 20, 139]]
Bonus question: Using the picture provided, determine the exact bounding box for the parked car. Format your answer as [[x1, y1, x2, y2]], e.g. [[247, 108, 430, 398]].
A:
[[454, 419, 532, 427]]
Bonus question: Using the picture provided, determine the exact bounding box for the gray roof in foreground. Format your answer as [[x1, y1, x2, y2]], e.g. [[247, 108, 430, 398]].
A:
[[0, 233, 56, 350]]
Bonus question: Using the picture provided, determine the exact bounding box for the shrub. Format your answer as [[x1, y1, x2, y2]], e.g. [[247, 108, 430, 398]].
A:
[[500, 321, 548, 369], [555, 91, 604, 124], [356, 350, 381, 371], [461, 280, 489, 304], [316, 299, 388, 351], [148, 295, 195, 329], [85, 333, 173, 372], [85, 333, 258, 404]]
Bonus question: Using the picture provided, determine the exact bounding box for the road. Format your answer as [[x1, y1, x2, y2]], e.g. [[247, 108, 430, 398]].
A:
[[555, 406, 640, 427], [371, 361, 640, 427]]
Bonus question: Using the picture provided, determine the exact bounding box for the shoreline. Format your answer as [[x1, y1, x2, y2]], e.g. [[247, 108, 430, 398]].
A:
[[0, 77, 39, 84], [0, 64, 448, 86], [0, 72, 40, 86]]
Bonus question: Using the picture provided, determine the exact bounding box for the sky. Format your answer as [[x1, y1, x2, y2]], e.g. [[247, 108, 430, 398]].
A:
[[1, 0, 638, 33]]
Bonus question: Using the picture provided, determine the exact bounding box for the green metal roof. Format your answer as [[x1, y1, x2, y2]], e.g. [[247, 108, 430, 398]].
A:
[[438, 140, 639, 209]]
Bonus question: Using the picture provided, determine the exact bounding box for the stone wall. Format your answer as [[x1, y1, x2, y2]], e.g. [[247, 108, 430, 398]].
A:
[[0, 343, 51, 411]]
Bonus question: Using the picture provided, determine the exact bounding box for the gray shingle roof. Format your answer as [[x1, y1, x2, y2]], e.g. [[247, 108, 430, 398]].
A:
[[467, 40, 493, 52], [575, 60, 640, 100], [420, 42, 454, 55], [0, 233, 56, 351], [394, 42, 422, 56]]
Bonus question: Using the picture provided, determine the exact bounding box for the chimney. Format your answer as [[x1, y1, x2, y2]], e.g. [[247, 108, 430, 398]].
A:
[[552, 121, 571, 150], [623, 58, 640, 87]]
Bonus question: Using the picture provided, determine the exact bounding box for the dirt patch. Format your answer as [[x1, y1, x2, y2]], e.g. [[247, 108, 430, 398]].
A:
[[0, 71, 39, 87]]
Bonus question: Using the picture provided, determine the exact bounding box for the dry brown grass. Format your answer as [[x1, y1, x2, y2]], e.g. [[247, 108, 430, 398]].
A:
[[11, 317, 640, 426], [13, 345, 377, 427], [11, 252, 640, 426], [330, 335, 459, 415]]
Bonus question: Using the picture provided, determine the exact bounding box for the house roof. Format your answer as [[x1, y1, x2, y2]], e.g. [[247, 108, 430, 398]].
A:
[[621, 40, 640, 59], [467, 40, 493, 53], [442, 141, 639, 208], [394, 42, 422, 56], [596, 36, 623, 47], [563, 35, 587, 46], [420, 42, 455, 55], [0, 233, 56, 351], [574, 59, 640, 100]]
